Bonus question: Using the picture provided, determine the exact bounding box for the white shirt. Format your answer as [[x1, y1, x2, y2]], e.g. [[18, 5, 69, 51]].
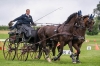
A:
[[26, 14, 29, 17]]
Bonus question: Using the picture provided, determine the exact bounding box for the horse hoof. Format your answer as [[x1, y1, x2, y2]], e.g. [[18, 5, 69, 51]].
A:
[[47, 58, 51, 62], [51, 57, 57, 61], [73, 61, 76, 64], [72, 60, 76, 64], [51, 58, 54, 60]]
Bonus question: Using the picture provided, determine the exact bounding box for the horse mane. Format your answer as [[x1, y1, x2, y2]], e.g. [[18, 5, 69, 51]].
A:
[[63, 12, 77, 24], [83, 15, 89, 24], [83, 15, 89, 20]]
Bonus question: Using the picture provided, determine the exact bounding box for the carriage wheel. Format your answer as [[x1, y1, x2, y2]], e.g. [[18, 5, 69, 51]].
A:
[[3, 38, 16, 60], [30, 51, 38, 60], [29, 44, 38, 60], [16, 42, 29, 61]]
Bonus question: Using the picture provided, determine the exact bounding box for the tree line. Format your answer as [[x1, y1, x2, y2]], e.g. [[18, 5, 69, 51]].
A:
[[86, 1, 100, 35], [0, 26, 8, 30]]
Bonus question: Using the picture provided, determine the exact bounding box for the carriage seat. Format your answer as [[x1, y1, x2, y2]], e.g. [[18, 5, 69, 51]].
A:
[[8, 31, 16, 35]]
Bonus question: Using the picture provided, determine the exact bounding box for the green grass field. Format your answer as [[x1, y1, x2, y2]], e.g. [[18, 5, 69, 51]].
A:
[[0, 32, 100, 66]]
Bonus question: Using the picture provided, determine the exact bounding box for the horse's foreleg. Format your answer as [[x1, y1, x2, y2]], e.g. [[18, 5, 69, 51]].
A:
[[76, 43, 82, 63], [52, 42, 64, 61], [68, 41, 76, 63], [57, 45, 60, 53], [51, 42, 61, 60], [57, 45, 61, 60], [73, 43, 81, 63], [68, 41, 74, 53]]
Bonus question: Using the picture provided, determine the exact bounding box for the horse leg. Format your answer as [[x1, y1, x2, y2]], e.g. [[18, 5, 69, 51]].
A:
[[52, 41, 64, 61], [56, 45, 61, 60], [51, 42, 58, 60], [52, 43, 56, 56], [37, 33, 45, 59], [76, 43, 82, 63], [33, 44, 39, 59], [73, 43, 81, 63], [37, 43, 42, 59], [52, 44, 61, 61], [42, 41, 51, 62], [68, 41, 76, 63]]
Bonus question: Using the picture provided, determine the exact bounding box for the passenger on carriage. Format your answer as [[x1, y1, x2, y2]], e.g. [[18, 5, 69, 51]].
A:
[[9, 9, 36, 37]]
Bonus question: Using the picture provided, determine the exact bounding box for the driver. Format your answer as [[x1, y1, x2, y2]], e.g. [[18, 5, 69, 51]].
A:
[[10, 9, 36, 37]]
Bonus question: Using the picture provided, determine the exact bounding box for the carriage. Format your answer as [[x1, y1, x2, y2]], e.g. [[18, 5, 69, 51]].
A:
[[2, 24, 54, 61]]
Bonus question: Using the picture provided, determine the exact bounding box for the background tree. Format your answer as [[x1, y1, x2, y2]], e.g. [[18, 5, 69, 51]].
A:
[[86, 1, 100, 35], [94, 1, 100, 31]]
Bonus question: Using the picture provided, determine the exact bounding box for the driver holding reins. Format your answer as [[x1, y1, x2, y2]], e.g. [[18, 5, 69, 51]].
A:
[[10, 9, 36, 37]]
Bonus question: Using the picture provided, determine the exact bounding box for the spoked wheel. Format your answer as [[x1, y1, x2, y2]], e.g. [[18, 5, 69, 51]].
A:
[[29, 44, 39, 60], [30, 51, 38, 60], [16, 42, 29, 61], [3, 38, 16, 60]]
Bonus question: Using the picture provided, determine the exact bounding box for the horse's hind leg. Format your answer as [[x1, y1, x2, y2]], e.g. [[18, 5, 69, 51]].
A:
[[37, 44, 42, 59], [52, 41, 57, 56], [52, 44, 56, 56], [42, 41, 51, 62]]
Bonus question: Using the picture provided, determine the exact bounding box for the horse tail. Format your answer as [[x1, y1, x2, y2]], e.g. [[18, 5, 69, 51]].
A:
[[35, 27, 41, 42]]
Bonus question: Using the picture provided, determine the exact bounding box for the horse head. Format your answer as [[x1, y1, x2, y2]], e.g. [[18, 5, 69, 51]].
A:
[[83, 14, 95, 32], [74, 10, 85, 28]]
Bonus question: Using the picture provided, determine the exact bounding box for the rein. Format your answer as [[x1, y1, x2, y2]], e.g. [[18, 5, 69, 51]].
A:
[[33, 32, 72, 45]]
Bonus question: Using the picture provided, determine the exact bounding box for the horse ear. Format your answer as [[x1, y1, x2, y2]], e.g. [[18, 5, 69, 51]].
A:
[[89, 14, 94, 19], [79, 10, 82, 15], [91, 14, 93, 19], [89, 14, 92, 18], [92, 15, 95, 18], [78, 11, 79, 15], [91, 14, 92, 17], [78, 10, 81, 16]]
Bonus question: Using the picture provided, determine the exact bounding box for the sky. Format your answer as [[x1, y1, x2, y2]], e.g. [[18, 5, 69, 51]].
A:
[[0, 0, 99, 25]]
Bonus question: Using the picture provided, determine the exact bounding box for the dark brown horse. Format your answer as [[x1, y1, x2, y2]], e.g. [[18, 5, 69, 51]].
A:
[[37, 12, 84, 63], [72, 14, 95, 63], [56, 14, 95, 63], [37, 25, 59, 60]]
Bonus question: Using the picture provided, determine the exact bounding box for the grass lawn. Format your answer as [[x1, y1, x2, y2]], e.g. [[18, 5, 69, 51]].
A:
[[0, 34, 9, 39], [0, 30, 9, 39], [0, 31, 100, 66]]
